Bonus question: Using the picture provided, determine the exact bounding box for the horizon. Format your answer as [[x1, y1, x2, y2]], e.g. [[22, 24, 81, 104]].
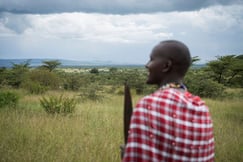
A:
[[0, 58, 207, 69]]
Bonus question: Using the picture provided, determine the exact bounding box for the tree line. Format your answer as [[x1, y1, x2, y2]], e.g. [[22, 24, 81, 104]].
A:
[[0, 55, 243, 99]]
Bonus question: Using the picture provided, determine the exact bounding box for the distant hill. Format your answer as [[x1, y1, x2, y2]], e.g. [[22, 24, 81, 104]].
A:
[[0, 59, 144, 68], [192, 64, 206, 69], [0, 59, 205, 68]]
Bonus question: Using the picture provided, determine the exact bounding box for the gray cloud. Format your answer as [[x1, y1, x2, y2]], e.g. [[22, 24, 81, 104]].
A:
[[0, 0, 241, 14], [0, 13, 31, 34]]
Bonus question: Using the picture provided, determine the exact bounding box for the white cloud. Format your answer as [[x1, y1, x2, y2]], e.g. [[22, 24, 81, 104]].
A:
[[1, 4, 242, 42], [1, 12, 173, 43], [190, 5, 243, 32], [0, 4, 242, 64]]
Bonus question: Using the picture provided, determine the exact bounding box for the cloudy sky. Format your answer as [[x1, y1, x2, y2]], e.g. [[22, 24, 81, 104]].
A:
[[0, 0, 243, 64]]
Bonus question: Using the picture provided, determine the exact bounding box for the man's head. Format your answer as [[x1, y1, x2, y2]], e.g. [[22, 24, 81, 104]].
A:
[[145, 40, 191, 86]]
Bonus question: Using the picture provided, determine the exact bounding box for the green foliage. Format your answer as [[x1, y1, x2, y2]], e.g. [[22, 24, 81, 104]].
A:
[[40, 60, 61, 72], [109, 67, 118, 73], [23, 69, 60, 90], [89, 68, 99, 74], [40, 95, 77, 114], [0, 91, 19, 108], [21, 80, 47, 94], [191, 56, 200, 65], [192, 79, 225, 98], [62, 73, 83, 91], [185, 69, 225, 98], [79, 84, 104, 101], [0, 67, 9, 87], [221, 88, 243, 99], [7, 61, 30, 88], [236, 54, 243, 59], [206, 55, 243, 87], [109, 68, 150, 95], [1, 54, 243, 98]]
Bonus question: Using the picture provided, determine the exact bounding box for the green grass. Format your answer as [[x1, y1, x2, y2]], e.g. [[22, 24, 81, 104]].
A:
[[0, 92, 124, 162], [206, 99, 243, 162], [0, 90, 243, 162]]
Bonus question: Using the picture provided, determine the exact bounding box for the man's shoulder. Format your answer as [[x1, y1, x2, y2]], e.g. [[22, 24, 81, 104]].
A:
[[137, 88, 177, 104], [139, 88, 206, 107], [150, 88, 183, 100]]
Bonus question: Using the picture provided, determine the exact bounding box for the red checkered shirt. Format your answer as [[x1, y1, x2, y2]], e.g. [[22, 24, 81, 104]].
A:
[[123, 88, 214, 162]]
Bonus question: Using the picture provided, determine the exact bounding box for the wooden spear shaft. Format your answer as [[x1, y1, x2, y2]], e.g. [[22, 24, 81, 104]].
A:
[[124, 82, 133, 144]]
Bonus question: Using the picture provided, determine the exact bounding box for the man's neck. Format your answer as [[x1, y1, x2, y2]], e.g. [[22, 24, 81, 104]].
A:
[[158, 78, 183, 87]]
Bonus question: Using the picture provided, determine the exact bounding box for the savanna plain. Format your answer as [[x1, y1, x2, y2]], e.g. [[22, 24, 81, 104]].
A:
[[0, 64, 243, 162], [1, 90, 243, 162]]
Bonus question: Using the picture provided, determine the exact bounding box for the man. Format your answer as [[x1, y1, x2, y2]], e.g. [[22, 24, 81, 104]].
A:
[[122, 40, 214, 162]]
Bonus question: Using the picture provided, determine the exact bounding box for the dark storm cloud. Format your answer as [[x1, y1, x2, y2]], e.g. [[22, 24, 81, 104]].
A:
[[0, 0, 241, 14]]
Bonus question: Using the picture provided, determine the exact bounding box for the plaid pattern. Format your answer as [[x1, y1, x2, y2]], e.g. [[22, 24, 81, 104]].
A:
[[123, 88, 214, 162]]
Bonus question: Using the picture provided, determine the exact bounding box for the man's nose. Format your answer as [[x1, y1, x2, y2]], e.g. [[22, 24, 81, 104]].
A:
[[145, 61, 150, 69]]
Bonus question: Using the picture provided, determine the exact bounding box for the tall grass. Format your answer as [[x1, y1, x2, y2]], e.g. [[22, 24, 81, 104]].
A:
[[0, 93, 124, 162], [0, 90, 243, 162], [206, 99, 243, 162]]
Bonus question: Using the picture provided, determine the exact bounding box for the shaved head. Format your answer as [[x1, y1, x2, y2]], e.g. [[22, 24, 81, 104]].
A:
[[155, 40, 191, 76], [146, 40, 192, 86]]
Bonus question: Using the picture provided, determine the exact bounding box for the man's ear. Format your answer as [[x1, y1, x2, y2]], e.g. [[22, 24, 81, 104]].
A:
[[162, 60, 172, 72]]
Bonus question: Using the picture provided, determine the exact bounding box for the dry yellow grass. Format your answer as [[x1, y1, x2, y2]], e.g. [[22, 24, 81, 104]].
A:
[[0, 91, 243, 162]]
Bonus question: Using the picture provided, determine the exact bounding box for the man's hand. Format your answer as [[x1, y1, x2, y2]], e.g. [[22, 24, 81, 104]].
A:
[[120, 144, 125, 159]]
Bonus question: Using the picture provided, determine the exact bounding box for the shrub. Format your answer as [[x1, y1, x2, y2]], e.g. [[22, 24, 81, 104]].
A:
[[185, 69, 225, 98], [189, 79, 225, 98], [221, 88, 243, 99], [26, 69, 61, 90], [79, 84, 104, 101], [21, 80, 47, 94], [40, 95, 77, 114], [90, 68, 99, 74], [0, 91, 19, 108], [63, 74, 82, 91], [79, 88, 104, 101]]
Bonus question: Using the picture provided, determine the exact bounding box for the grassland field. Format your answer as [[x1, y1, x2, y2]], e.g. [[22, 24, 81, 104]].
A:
[[0, 89, 243, 162]]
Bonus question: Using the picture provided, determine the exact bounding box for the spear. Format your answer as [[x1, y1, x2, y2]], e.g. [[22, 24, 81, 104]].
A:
[[120, 82, 133, 159], [123, 82, 133, 144]]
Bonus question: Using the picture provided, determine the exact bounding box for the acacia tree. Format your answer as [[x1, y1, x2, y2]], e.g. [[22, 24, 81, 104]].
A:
[[41, 60, 61, 72], [191, 56, 200, 65], [227, 55, 243, 86], [206, 55, 243, 86], [8, 60, 31, 88]]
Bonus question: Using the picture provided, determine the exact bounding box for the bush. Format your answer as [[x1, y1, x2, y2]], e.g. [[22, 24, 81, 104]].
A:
[[40, 95, 77, 114], [79, 88, 104, 101], [188, 79, 225, 98], [79, 84, 104, 101], [63, 74, 82, 91], [185, 69, 225, 98], [21, 80, 47, 94], [0, 91, 19, 108], [221, 88, 243, 99], [90, 68, 99, 74], [25, 69, 61, 90]]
